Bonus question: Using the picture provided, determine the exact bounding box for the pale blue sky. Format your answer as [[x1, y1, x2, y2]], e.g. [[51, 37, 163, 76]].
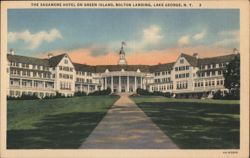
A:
[[8, 9, 239, 57]]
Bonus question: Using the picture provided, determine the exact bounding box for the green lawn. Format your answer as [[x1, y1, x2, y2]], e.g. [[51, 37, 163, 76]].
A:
[[7, 96, 119, 149], [131, 96, 239, 149]]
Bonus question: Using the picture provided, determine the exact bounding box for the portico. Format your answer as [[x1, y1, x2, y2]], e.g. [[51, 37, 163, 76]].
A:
[[100, 71, 145, 93]]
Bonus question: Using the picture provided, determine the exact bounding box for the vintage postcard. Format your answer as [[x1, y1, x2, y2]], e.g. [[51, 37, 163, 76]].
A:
[[0, 1, 249, 158]]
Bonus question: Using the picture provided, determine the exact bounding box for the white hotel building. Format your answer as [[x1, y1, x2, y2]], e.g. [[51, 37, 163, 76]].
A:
[[6, 46, 239, 98]]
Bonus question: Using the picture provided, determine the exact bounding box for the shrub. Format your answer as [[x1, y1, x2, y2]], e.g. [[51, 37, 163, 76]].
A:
[[224, 90, 240, 100], [163, 92, 171, 98], [74, 91, 87, 96], [43, 95, 56, 99], [136, 88, 151, 95], [20, 94, 39, 100], [55, 91, 64, 98], [88, 88, 111, 96], [213, 90, 223, 99], [136, 88, 171, 98], [7, 96, 18, 100]]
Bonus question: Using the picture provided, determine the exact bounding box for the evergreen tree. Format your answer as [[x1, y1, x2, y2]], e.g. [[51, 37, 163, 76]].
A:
[[224, 54, 240, 99]]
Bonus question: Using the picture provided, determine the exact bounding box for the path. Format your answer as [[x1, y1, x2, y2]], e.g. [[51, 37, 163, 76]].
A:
[[79, 94, 178, 149]]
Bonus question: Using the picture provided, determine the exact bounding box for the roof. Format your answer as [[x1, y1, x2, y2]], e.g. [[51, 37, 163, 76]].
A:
[[48, 53, 66, 67], [7, 54, 49, 66], [73, 63, 96, 72], [7, 53, 238, 73], [197, 54, 237, 66], [180, 53, 198, 66], [149, 62, 175, 72], [95, 65, 150, 73]]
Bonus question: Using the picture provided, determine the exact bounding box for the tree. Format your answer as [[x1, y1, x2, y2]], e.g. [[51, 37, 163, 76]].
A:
[[213, 90, 223, 99], [224, 54, 240, 99]]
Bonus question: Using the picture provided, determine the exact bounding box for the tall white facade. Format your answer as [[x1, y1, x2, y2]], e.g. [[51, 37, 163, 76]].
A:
[[7, 50, 238, 98]]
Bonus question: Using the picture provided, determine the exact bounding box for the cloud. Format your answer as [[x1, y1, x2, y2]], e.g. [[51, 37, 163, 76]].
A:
[[142, 25, 163, 44], [218, 30, 239, 38], [90, 44, 111, 56], [213, 29, 239, 47], [193, 31, 206, 40], [178, 35, 190, 46], [8, 29, 63, 50], [213, 39, 239, 47], [127, 25, 164, 51]]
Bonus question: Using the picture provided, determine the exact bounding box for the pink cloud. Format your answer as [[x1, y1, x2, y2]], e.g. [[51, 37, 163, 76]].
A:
[[38, 46, 234, 65]]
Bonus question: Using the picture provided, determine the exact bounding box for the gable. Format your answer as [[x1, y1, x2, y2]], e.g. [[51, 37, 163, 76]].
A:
[[57, 54, 74, 68], [173, 54, 192, 68]]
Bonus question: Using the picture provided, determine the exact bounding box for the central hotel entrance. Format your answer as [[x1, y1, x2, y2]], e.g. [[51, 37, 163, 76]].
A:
[[100, 71, 146, 93]]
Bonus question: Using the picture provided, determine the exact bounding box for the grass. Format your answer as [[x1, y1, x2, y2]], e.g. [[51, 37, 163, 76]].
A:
[[7, 96, 119, 149], [131, 96, 240, 149]]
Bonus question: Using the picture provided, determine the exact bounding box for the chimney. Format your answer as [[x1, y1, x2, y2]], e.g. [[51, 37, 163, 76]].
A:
[[233, 48, 239, 54], [9, 49, 15, 55], [48, 53, 53, 59], [193, 53, 199, 59]]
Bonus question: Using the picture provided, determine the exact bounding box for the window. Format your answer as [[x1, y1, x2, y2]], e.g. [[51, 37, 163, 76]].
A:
[[186, 66, 189, 70], [180, 59, 184, 64], [64, 59, 68, 64], [201, 72, 205, 77], [186, 73, 190, 78], [22, 81, 27, 86], [217, 80, 220, 85], [212, 71, 216, 76], [220, 80, 224, 85]]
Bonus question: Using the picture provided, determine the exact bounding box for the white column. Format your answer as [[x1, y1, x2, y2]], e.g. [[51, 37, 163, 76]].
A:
[[87, 84, 90, 94], [127, 76, 129, 92], [119, 76, 121, 92], [105, 77, 107, 89], [203, 80, 205, 90], [43, 81, 46, 89], [80, 84, 82, 92], [134, 76, 137, 92], [215, 78, 217, 88], [143, 78, 146, 89], [32, 80, 34, 89], [101, 78, 104, 90], [140, 77, 143, 89], [111, 76, 114, 92]]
